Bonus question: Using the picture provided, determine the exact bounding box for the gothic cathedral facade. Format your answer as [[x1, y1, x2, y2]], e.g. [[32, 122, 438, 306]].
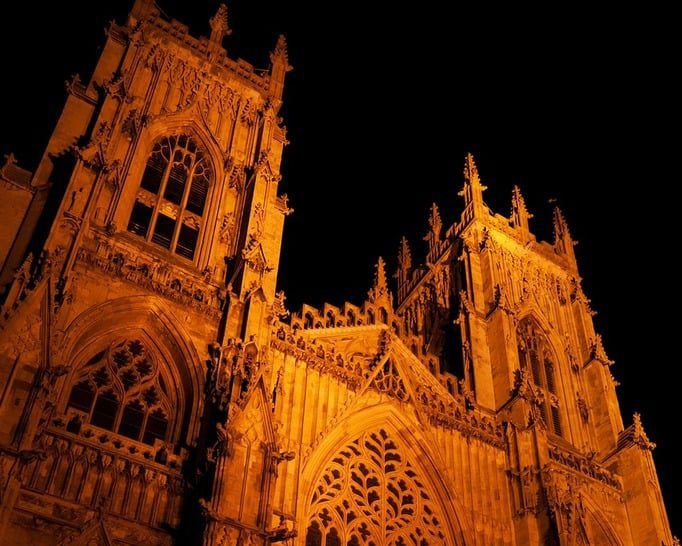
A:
[[0, 2, 674, 545]]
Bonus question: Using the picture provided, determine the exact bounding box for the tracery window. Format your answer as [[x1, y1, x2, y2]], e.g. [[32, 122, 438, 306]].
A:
[[306, 428, 449, 545], [65, 339, 172, 445], [127, 134, 212, 261], [517, 318, 563, 436]]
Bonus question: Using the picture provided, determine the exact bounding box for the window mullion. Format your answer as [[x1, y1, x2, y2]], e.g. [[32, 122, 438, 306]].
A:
[[113, 394, 125, 432], [147, 149, 174, 242], [170, 161, 197, 253], [87, 391, 97, 422], [140, 409, 151, 442]]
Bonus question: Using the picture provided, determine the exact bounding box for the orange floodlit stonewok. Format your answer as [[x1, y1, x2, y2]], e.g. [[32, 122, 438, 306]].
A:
[[0, 1, 673, 545]]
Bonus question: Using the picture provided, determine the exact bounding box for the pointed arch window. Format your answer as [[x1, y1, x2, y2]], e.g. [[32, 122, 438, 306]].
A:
[[127, 134, 212, 261], [517, 318, 563, 437], [65, 339, 172, 446], [305, 428, 450, 545]]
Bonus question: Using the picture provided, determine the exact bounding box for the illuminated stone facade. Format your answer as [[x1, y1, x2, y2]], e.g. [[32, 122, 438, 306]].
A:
[[0, 2, 674, 545]]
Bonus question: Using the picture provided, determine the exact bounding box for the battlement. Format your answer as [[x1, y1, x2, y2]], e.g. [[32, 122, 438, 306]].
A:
[[289, 300, 395, 332], [140, 12, 272, 94]]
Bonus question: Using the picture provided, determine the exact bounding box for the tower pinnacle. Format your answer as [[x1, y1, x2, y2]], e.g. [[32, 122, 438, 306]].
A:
[[269, 34, 292, 100], [209, 3, 231, 45], [510, 185, 533, 233], [397, 237, 412, 273], [368, 257, 391, 307], [270, 35, 291, 68], [553, 206, 577, 268], [459, 153, 488, 223]]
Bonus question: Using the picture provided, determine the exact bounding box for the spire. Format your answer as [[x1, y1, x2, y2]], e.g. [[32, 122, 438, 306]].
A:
[[463, 152, 482, 188], [368, 257, 391, 307], [270, 34, 291, 68], [428, 203, 442, 241], [459, 153, 487, 222], [269, 34, 292, 100], [395, 238, 412, 301], [553, 206, 577, 268], [510, 185, 533, 233], [424, 202, 443, 261], [397, 237, 412, 272], [209, 3, 231, 45]]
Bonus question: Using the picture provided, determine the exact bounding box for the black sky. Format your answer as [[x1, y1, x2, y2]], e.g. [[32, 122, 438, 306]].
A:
[[1, 0, 678, 533]]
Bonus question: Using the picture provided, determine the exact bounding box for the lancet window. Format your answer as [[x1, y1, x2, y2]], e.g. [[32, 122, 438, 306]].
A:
[[517, 318, 563, 436], [127, 134, 212, 261]]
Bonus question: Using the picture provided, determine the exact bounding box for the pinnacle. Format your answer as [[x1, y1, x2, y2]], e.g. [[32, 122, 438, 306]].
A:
[[511, 185, 533, 228], [209, 3, 231, 43], [274, 34, 288, 57], [398, 237, 412, 271], [463, 152, 480, 185], [374, 257, 388, 292], [552, 206, 570, 240]]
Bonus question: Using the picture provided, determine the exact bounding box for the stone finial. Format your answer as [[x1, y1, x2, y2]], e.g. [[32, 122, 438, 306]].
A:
[[270, 34, 292, 71], [1, 152, 18, 177], [368, 257, 391, 305], [428, 203, 442, 242], [268, 34, 292, 101], [511, 185, 533, 232], [589, 334, 613, 366], [459, 153, 487, 221], [553, 206, 578, 267], [632, 413, 656, 450], [397, 237, 412, 273], [463, 152, 481, 187], [130, 0, 156, 22], [209, 3, 231, 44]]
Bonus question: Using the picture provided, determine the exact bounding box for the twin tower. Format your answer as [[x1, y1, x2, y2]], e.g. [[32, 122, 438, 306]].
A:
[[0, 1, 673, 545]]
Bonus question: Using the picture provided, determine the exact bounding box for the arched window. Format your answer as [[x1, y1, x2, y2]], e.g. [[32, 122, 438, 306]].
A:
[[65, 338, 172, 445], [305, 428, 451, 545], [517, 318, 563, 437], [127, 134, 212, 261]]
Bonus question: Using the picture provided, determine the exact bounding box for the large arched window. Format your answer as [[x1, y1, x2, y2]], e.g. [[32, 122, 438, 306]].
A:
[[306, 428, 450, 545], [127, 134, 212, 261], [517, 318, 563, 437], [65, 338, 172, 446]]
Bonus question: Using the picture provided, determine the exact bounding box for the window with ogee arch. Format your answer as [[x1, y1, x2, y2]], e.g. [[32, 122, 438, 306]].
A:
[[127, 134, 212, 261]]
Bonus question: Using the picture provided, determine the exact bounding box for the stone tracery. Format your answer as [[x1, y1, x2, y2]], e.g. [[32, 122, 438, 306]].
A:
[[306, 428, 449, 546], [516, 317, 564, 437], [65, 338, 173, 446]]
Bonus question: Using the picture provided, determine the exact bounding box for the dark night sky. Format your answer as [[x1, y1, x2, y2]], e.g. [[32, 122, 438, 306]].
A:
[[1, 1, 678, 533]]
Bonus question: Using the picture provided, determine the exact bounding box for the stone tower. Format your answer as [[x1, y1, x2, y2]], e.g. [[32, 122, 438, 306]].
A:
[[0, 2, 673, 546]]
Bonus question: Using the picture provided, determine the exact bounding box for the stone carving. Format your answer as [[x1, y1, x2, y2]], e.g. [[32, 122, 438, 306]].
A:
[[371, 358, 409, 402], [547, 444, 622, 490], [306, 428, 448, 545], [219, 213, 235, 245], [76, 237, 224, 319], [631, 412, 656, 451]]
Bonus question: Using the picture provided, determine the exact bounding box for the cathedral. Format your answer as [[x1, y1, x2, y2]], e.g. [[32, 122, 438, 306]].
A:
[[0, 2, 674, 545]]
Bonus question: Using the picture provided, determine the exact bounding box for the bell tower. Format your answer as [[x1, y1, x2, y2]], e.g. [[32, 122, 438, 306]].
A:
[[0, 2, 293, 544]]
